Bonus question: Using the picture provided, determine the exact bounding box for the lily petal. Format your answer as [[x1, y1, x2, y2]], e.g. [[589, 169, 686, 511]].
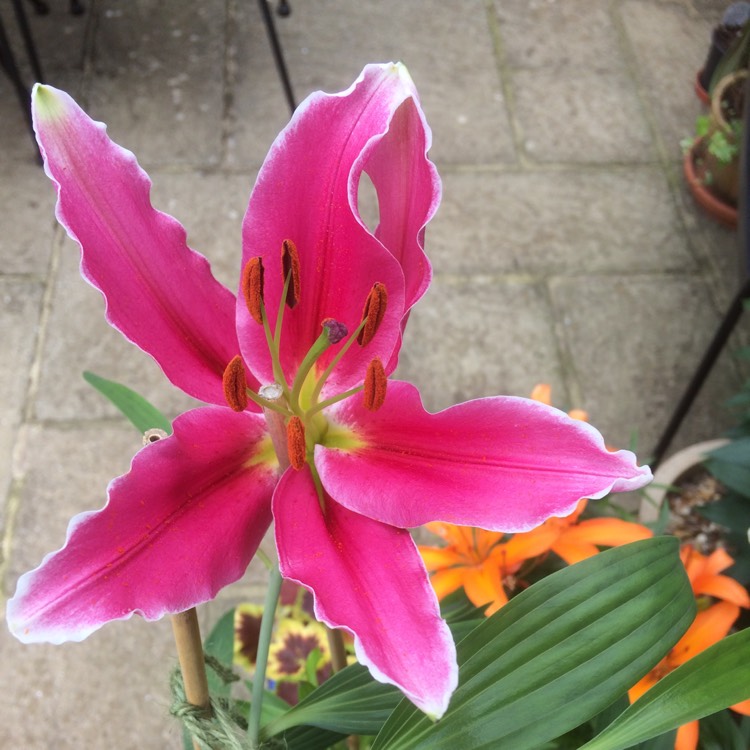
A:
[[274, 468, 457, 718], [318, 381, 652, 531], [8, 407, 276, 643], [32, 85, 246, 406], [238, 64, 428, 393], [361, 67, 438, 310]]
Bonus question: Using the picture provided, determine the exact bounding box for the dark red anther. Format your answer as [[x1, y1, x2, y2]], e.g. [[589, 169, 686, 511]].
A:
[[222, 355, 248, 412], [281, 239, 301, 308], [358, 282, 387, 346], [363, 358, 387, 411], [241, 257, 264, 325]]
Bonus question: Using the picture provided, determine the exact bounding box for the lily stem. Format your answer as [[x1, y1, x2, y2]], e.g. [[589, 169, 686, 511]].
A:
[[171, 608, 210, 750], [327, 627, 348, 673], [248, 565, 284, 749]]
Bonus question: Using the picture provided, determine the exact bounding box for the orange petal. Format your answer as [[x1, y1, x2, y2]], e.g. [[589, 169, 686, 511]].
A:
[[530, 383, 552, 405], [462, 565, 505, 614], [429, 568, 465, 600], [704, 547, 735, 576], [628, 670, 660, 703], [675, 721, 699, 750], [552, 538, 601, 565], [567, 408, 589, 422], [691, 573, 750, 608], [670, 602, 739, 667], [731, 698, 750, 716], [504, 525, 561, 561], [418, 546, 463, 571], [561, 518, 653, 547]]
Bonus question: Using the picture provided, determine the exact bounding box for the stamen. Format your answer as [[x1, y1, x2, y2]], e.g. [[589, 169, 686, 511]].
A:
[[281, 239, 301, 308], [363, 358, 387, 411], [357, 282, 387, 346], [241, 257, 264, 325], [286, 416, 306, 470], [223, 355, 248, 412]]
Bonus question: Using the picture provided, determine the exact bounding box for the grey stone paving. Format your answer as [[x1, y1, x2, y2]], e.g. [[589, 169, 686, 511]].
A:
[[0, 0, 745, 746]]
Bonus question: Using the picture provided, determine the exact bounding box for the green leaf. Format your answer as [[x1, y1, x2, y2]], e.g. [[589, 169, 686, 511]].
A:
[[83, 371, 172, 434], [580, 628, 750, 750], [706, 438, 750, 496], [261, 663, 401, 739], [698, 710, 747, 750], [203, 608, 236, 699], [372, 538, 694, 750]]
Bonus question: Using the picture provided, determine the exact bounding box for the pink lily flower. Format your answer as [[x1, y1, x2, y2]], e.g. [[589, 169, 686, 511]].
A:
[[8, 63, 652, 718]]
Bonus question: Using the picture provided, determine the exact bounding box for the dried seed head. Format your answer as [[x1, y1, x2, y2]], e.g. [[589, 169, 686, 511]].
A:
[[222, 355, 248, 412], [241, 257, 264, 325], [286, 416, 306, 470], [363, 358, 387, 411], [281, 239, 301, 308], [358, 282, 387, 346]]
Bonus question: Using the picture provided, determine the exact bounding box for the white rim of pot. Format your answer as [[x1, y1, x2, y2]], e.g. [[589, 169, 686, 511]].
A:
[[639, 439, 730, 523]]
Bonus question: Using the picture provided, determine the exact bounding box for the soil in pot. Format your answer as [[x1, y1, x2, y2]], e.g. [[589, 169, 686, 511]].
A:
[[664, 463, 727, 554]]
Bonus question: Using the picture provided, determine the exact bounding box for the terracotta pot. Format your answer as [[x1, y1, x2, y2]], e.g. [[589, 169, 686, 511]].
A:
[[639, 439, 729, 524], [684, 138, 738, 228]]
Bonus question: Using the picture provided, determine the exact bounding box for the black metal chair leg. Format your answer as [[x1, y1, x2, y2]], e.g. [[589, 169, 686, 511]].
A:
[[651, 276, 750, 469], [0, 14, 35, 141], [12, 0, 44, 81], [257, 0, 296, 114]]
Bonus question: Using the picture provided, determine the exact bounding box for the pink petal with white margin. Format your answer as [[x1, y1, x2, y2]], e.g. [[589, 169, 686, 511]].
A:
[[32, 85, 249, 406], [8, 407, 276, 644], [238, 64, 431, 394], [361, 78, 439, 311], [274, 468, 457, 718], [316, 381, 652, 531]]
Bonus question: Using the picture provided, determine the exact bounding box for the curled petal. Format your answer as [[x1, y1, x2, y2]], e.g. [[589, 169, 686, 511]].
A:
[[238, 64, 432, 394], [274, 468, 457, 718], [318, 381, 652, 531], [8, 407, 276, 643], [32, 85, 249, 406]]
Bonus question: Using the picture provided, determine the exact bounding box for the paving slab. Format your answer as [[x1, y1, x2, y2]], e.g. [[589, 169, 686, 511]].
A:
[[549, 273, 742, 454], [512, 67, 654, 163], [619, 0, 710, 161], [430, 167, 693, 275], [396, 275, 568, 412], [34, 237, 200, 423], [0, 618, 181, 748], [0, 161, 58, 275], [148, 168, 256, 292], [87, 0, 226, 167], [0, 280, 44, 535], [270, 0, 517, 166], [494, 0, 624, 72]]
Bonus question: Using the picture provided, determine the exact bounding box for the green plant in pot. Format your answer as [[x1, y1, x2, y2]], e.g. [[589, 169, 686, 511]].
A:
[[684, 69, 747, 225]]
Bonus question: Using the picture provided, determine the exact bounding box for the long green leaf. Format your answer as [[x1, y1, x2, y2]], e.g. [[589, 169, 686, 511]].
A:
[[83, 370, 172, 434], [580, 628, 750, 750], [261, 662, 401, 738], [203, 608, 236, 699], [372, 538, 694, 750]]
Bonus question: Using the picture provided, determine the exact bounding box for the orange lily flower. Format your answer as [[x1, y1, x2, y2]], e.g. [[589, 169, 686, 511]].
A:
[[502, 498, 654, 566], [420, 523, 525, 615], [628, 547, 750, 750]]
